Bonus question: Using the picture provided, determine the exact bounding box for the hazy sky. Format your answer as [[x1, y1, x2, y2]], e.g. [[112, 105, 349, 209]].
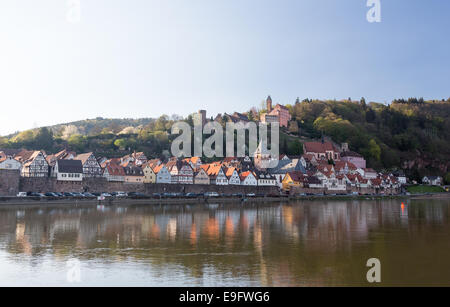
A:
[[1, 0, 449, 135]]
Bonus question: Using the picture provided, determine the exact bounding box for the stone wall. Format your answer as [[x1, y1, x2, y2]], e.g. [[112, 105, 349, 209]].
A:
[[0, 170, 20, 196], [290, 186, 400, 195], [19, 177, 279, 195]]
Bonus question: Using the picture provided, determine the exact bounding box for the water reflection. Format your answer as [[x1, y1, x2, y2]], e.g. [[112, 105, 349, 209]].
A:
[[0, 199, 449, 286]]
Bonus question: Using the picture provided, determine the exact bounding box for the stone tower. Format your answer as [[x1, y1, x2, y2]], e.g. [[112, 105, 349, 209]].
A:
[[198, 110, 207, 127], [266, 96, 273, 113]]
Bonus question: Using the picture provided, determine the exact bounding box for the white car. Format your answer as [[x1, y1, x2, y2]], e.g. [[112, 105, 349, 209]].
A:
[[204, 192, 219, 197], [17, 192, 27, 197], [116, 192, 128, 198]]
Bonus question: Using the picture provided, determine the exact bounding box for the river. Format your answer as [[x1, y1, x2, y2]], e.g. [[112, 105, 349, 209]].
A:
[[0, 199, 449, 286]]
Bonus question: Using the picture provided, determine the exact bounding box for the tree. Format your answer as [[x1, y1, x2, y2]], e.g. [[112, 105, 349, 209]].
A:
[[445, 173, 450, 185], [35, 127, 54, 151], [365, 108, 376, 123], [360, 97, 367, 111], [68, 134, 87, 152], [368, 139, 381, 161]]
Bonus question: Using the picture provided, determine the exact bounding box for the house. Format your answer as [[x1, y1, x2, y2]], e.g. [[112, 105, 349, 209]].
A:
[[369, 178, 382, 189], [178, 163, 194, 184], [422, 176, 443, 186], [123, 166, 144, 183], [46, 149, 76, 168], [121, 152, 148, 167], [334, 161, 358, 175], [304, 175, 322, 189], [226, 167, 241, 185], [143, 164, 156, 183], [224, 112, 249, 124], [303, 141, 340, 161], [148, 158, 162, 168], [75, 152, 103, 178], [282, 171, 305, 191], [260, 113, 279, 125], [103, 163, 125, 182], [392, 170, 407, 185], [254, 170, 277, 186], [165, 158, 181, 184], [324, 173, 347, 191], [154, 164, 171, 184], [0, 154, 22, 170], [240, 171, 257, 186], [268, 158, 306, 188], [301, 154, 317, 167], [205, 164, 228, 185], [183, 157, 202, 170], [262, 97, 292, 127], [340, 151, 366, 169], [54, 159, 83, 182], [19, 151, 49, 177], [132, 152, 148, 166], [194, 168, 210, 185], [362, 168, 377, 179]]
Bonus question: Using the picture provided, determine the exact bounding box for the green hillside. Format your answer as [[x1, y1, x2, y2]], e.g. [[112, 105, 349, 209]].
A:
[[286, 97, 450, 181]]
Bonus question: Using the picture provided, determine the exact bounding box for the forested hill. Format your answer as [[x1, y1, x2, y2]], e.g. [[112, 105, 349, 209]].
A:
[[5, 117, 156, 139], [286, 98, 450, 180]]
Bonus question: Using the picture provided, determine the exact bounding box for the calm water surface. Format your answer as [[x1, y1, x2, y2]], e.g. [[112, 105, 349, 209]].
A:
[[0, 199, 449, 286]]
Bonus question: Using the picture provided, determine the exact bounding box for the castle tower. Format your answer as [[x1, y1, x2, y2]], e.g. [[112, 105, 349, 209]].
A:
[[266, 96, 273, 113], [198, 110, 206, 127]]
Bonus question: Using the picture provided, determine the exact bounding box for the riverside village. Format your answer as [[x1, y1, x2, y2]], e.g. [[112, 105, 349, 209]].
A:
[[0, 96, 444, 200]]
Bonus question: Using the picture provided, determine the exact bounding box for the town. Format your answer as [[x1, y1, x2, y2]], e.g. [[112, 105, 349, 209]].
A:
[[3, 96, 441, 199]]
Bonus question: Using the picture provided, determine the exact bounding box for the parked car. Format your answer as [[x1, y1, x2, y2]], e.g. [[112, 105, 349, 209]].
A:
[[17, 192, 27, 197], [101, 192, 112, 197], [246, 193, 256, 197], [128, 192, 147, 199], [204, 192, 219, 197], [82, 192, 96, 198], [28, 192, 44, 197], [116, 192, 128, 198], [152, 193, 162, 198], [63, 192, 74, 197], [185, 193, 198, 198], [44, 192, 59, 197], [71, 192, 84, 197]]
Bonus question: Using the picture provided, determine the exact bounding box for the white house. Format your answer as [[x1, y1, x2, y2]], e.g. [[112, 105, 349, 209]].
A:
[[215, 167, 229, 185], [178, 163, 194, 184], [240, 171, 257, 186], [103, 163, 125, 182], [155, 165, 171, 184], [226, 167, 241, 185], [54, 160, 83, 182], [0, 155, 21, 170], [254, 170, 277, 186], [422, 176, 443, 186]]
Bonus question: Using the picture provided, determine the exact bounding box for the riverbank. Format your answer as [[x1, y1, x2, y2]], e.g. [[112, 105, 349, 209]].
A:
[[1, 192, 448, 207]]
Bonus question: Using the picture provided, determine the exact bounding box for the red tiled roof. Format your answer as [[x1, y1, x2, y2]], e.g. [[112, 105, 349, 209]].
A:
[[304, 142, 337, 153]]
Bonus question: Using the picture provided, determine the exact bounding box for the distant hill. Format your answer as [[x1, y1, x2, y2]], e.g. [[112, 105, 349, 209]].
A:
[[5, 117, 156, 139]]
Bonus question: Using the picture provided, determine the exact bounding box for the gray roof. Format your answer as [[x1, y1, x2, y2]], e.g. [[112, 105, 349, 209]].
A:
[[57, 159, 83, 173], [268, 158, 306, 175]]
